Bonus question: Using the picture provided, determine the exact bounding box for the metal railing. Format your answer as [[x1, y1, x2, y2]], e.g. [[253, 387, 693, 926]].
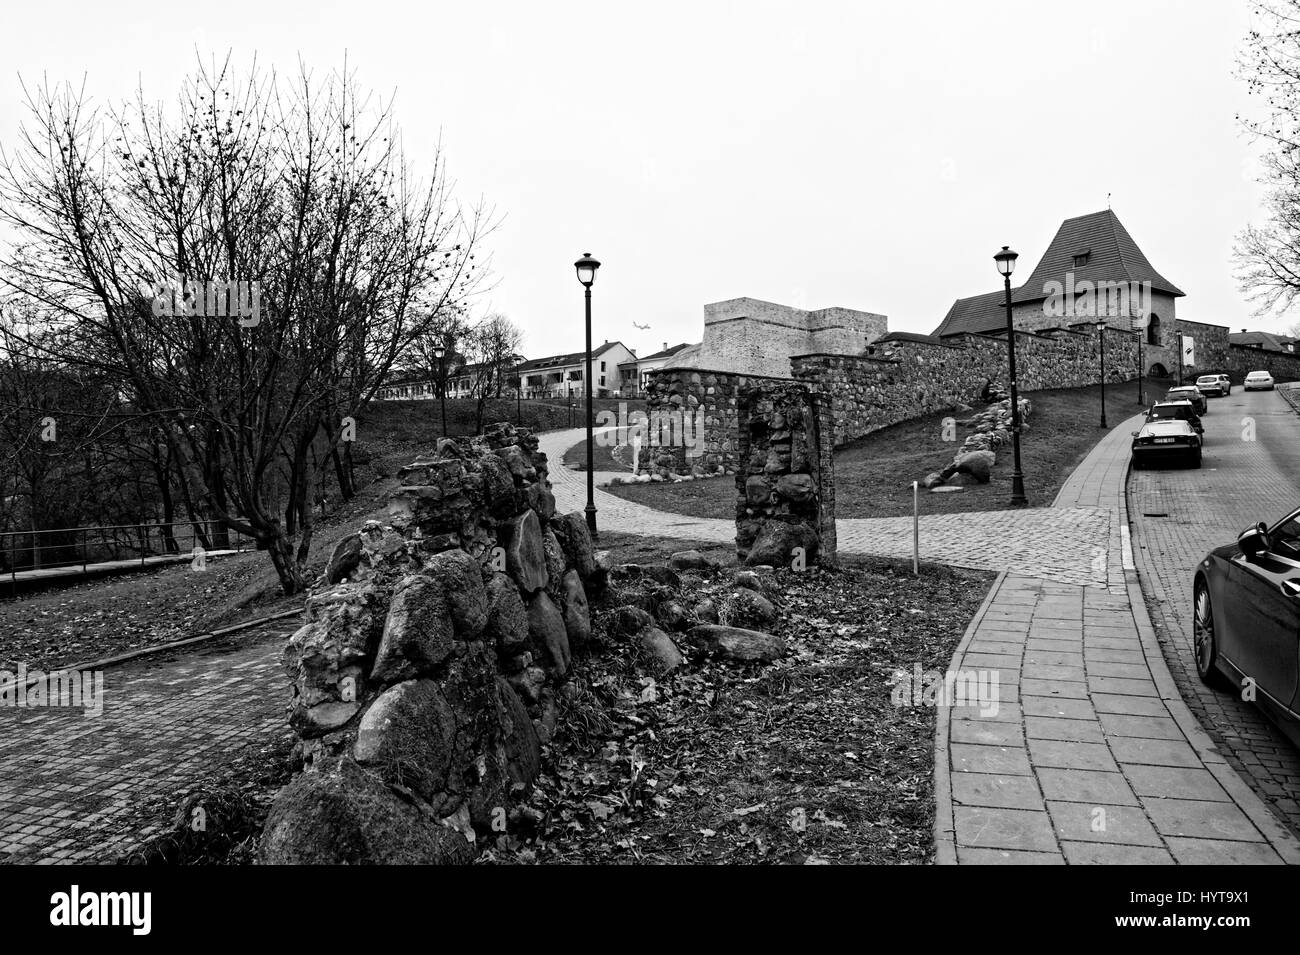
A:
[[0, 520, 253, 583]]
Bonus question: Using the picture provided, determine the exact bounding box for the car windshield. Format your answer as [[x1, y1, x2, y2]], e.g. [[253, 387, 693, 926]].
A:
[[1148, 405, 1191, 420]]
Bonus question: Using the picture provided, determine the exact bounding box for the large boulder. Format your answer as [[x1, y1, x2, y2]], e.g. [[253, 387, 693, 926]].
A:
[[638, 627, 684, 673], [260, 757, 474, 865], [323, 533, 363, 585], [551, 512, 597, 581], [669, 549, 712, 571], [691, 624, 786, 664], [953, 449, 995, 484], [722, 588, 778, 630], [423, 549, 488, 640], [484, 572, 529, 651], [504, 509, 548, 593], [371, 575, 455, 685], [526, 591, 570, 676], [610, 605, 654, 638], [559, 570, 591, 649], [496, 677, 541, 785], [775, 473, 816, 503], [354, 679, 456, 804], [745, 521, 818, 568]]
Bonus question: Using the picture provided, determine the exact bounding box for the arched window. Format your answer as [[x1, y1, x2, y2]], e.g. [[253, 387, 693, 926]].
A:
[[1147, 314, 1161, 347]]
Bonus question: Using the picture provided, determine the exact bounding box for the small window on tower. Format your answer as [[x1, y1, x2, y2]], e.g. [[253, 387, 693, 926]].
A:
[[1072, 252, 1090, 268]]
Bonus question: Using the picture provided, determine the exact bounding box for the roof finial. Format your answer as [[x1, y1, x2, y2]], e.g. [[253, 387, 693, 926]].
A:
[[1107, 192, 1111, 210]]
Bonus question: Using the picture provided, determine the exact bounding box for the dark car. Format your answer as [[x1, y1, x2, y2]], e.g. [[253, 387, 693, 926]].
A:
[[1131, 418, 1202, 469], [1146, 400, 1204, 439], [1193, 509, 1300, 747], [1165, 385, 1208, 415]]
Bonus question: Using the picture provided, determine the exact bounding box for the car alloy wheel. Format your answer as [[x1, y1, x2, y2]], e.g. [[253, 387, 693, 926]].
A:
[[1194, 582, 1224, 687]]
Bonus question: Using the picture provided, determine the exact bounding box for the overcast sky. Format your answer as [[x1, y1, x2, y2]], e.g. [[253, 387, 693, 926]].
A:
[[0, 0, 1278, 358]]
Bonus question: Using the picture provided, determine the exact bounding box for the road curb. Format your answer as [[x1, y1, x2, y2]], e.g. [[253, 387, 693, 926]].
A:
[[932, 568, 1007, 866]]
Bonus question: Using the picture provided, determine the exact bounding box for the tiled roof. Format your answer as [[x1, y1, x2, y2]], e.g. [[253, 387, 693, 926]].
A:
[[1012, 209, 1183, 304], [933, 290, 1009, 338], [932, 210, 1183, 337], [518, 341, 630, 372], [637, 342, 695, 362], [1229, 330, 1299, 350], [876, 331, 944, 345]]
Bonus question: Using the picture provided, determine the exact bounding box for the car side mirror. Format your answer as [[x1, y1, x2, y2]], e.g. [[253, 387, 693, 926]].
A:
[[1130, 431, 1139, 437], [1238, 522, 1271, 560]]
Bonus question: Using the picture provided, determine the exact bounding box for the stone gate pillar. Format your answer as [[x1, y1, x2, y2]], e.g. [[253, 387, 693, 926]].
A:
[[735, 382, 836, 566]]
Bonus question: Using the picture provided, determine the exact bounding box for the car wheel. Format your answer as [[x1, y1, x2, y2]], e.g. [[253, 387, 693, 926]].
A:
[[1194, 581, 1225, 688]]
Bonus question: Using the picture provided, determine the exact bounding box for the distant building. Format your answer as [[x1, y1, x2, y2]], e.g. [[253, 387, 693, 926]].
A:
[[517, 341, 637, 398], [617, 342, 694, 397], [1230, 329, 1298, 354]]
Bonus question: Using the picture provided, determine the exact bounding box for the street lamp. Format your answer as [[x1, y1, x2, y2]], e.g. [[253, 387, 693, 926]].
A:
[[1098, 321, 1108, 429], [433, 341, 448, 436], [575, 252, 601, 539], [994, 246, 1028, 507], [515, 358, 522, 425]]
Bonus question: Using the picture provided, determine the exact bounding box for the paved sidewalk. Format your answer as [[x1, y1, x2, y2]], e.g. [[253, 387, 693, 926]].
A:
[[0, 630, 290, 863], [934, 414, 1300, 864]]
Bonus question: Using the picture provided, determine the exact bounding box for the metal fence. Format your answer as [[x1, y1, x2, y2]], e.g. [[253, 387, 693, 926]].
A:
[[0, 521, 253, 582]]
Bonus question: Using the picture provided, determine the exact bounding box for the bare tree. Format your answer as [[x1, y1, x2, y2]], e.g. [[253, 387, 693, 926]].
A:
[[1236, 1, 1300, 313], [462, 314, 523, 431], [0, 56, 495, 593]]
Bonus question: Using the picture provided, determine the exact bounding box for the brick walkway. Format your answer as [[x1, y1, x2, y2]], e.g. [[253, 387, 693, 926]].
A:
[[934, 409, 1300, 864], [0, 630, 290, 863], [1129, 386, 1300, 837]]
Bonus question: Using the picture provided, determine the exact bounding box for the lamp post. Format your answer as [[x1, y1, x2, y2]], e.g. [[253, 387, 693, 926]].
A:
[[515, 359, 522, 425], [994, 246, 1028, 507], [433, 341, 448, 436], [1099, 321, 1108, 429], [575, 252, 601, 539], [1176, 332, 1184, 387], [1137, 327, 1145, 408]]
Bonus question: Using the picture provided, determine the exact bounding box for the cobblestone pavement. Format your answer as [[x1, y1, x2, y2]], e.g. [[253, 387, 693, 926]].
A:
[[0, 629, 289, 863], [541, 429, 1113, 585], [935, 410, 1300, 864], [1129, 385, 1300, 837]]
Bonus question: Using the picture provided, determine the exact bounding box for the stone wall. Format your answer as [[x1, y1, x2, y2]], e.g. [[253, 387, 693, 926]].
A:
[[792, 326, 1139, 449], [641, 366, 792, 474], [701, 297, 887, 378], [260, 423, 603, 864], [735, 383, 836, 567]]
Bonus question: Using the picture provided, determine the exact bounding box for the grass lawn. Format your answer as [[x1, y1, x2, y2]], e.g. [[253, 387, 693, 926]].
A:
[[603, 380, 1161, 519]]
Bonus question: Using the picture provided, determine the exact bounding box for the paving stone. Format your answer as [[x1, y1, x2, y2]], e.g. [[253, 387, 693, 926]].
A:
[[1061, 841, 1175, 865], [1037, 768, 1141, 806], [1028, 739, 1119, 772], [1164, 837, 1285, 865], [1142, 797, 1264, 842], [950, 719, 1024, 747], [950, 743, 1032, 776], [954, 806, 1058, 853], [1112, 737, 1203, 769], [1022, 696, 1097, 721], [1123, 765, 1230, 801], [1092, 693, 1168, 716], [1046, 800, 1163, 846], [1021, 678, 1088, 700], [951, 772, 1044, 810], [1025, 716, 1106, 744], [1097, 713, 1184, 741], [956, 847, 1064, 864]]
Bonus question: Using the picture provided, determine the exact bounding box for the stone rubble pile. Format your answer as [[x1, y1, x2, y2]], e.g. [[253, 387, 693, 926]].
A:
[[261, 423, 606, 864], [922, 396, 1032, 490]]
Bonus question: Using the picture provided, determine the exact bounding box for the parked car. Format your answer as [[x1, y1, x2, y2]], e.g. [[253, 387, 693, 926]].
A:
[[1146, 400, 1204, 439], [1196, 374, 1231, 397], [1193, 508, 1300, 747], [1164, 385, 1208, 415], [1131, 418, 1202, 469], [1244, 370, 1276, 391]]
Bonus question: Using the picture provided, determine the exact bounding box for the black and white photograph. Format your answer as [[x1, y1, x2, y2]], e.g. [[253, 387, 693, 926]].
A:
[[0, 0, 1297, 934]]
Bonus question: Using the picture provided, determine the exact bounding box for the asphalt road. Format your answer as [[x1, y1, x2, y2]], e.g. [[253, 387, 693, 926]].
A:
[[1129, 384, 1300, 835]]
